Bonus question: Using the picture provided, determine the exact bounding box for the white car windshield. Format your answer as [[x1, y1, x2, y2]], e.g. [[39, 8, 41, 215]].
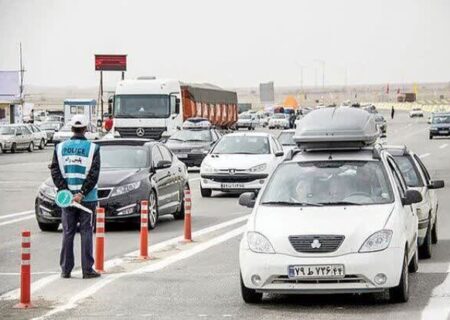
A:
[[239, 114, 252, 119], [212, 135, 270, 154], [169, 130, 211, 142], [101, 146, 148, 168], [0, 126, 15, 135], [278, 132, 295, 146], [272, 114, 286, 119], [261, 161, 394, 206], [432, 115, 450, 124]]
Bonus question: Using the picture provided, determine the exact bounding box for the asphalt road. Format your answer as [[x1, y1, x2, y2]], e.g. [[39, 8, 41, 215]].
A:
[[1, 110, 450, 320]]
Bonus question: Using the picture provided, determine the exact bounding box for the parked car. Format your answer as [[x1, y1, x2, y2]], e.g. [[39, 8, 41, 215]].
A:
[[429, 112, 450, 139], [26, 124, 47, 149], [409, 108, 424, 118], [199, 132, 284, 197], [236, 114, 257, 130], [53, 123, 100, 144], [0, 124, 35, 153], [35, 139, 189, 231], [165, 118, 222, 167], [239, 107, 421, 304], [38, 121, 63, 144], [385, 145, 444, 259], [268, 113, 290, 129]]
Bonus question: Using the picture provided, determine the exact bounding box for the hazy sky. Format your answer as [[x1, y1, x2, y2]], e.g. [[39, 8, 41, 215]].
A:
[[1, 0, 449, 89]]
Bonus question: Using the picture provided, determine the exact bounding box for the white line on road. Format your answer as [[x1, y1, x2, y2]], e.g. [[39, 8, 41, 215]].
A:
[[0, 213, 249, 301], [0, 210, 33, 220], [421, 265, 450, 320], [419, 153, 431, 159], [189, 177, 200, 182], [439, 143, 448, 149], [32, 225, 246, 320], [0, 214, 34, 227]]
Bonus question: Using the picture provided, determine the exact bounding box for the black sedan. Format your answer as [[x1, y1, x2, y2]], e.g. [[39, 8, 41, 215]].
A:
[[35, 139, 189, 231], [429, 113, 450, 139], [165, 127, 222, 167]]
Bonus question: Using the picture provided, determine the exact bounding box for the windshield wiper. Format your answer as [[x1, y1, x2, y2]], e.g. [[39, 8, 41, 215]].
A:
[[186, 139, 208, 142], [317, 201, 361, 206], [261, 201, 322, 207], [169, 138, 184, 142]]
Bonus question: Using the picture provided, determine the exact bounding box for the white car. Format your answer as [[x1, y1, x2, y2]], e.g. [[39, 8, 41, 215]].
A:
[[199, 132, 284, 197], [268, 114, 290, 129], [277, 129, 296, 153], [26, 124, 47, 150], [236, 114, 257, 130], [409, 108, 424, 118], [239, 107, 422, 304], [386, 145, 444, 259], [53, 123, 100, 144]]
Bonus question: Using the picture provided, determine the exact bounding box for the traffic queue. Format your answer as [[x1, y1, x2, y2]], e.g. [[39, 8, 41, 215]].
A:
[[1, 98, 445, 305]]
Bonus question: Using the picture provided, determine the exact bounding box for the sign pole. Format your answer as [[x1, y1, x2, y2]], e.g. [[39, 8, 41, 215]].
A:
[[100, 71, 104, 121]]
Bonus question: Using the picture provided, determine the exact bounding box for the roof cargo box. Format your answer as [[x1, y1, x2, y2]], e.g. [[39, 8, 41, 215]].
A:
[[294, 107, 379, 150]]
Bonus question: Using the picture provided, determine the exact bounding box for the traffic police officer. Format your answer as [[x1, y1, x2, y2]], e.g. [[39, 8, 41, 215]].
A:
[[50, 115, 101, 279]]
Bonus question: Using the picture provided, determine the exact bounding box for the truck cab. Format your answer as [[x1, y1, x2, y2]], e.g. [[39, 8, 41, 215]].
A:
[[113, 77, 181, 140]]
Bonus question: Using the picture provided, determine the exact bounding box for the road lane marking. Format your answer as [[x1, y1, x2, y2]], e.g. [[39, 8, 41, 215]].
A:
[[421, 264, 450, 320], [439, 143, 448, 149], [0, 215, 34, 227], [419, 153, 431, 159], [31, 225, 246, 320], [189, 177, 200, 182], [0, 210, 33, 220], [0, 213, 249, 301]]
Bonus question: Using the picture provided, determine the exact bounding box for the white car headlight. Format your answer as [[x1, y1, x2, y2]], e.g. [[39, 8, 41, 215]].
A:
[[359, 230, 393, 253], [111, 181, 141, 197], [247, 231, 275, 254], [41, 184, 57, 199], [201, 163, 218, 173], [248, 163, 267, 173]]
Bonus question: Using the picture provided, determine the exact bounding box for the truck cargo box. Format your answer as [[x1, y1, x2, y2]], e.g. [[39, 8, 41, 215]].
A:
[[181, 84, 238, 129], [294, 107, 379, 150]]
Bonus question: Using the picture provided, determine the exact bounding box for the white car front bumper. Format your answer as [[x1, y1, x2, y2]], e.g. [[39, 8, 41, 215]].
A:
[[200, 174, 268, 192], [240, 246, 404, 294]]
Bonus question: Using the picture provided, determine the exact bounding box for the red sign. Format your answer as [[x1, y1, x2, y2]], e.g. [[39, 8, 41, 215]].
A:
[[95, 54, 127, 71]]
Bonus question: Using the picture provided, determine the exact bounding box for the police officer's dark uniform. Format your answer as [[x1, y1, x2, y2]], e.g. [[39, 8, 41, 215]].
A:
[[50, 115, 101, 279]]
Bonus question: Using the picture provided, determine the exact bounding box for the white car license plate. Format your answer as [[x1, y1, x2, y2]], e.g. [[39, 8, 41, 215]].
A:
[[177, 154, 188, 159], [221, 183, 245, 189], [439, 130, 448, 134], [288, 264, 345, 279]]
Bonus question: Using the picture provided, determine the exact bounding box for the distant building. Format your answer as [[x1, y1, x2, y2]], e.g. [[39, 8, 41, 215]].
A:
[[259, 81, 275, 105], [0, 71, 23, 124]]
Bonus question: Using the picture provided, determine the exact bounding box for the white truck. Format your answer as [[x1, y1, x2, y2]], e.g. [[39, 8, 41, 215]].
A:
[[111, 77, 238, 140], [112, 77, 182, 140]]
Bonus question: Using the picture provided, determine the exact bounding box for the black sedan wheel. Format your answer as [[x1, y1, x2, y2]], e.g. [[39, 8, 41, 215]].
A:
[[148, 190, 158, 230]]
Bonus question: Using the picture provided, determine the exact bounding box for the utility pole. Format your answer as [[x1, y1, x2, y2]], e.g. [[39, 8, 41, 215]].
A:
[[299, 65, 305, 91], [315, 59, 325, 89], [100, 71, 104, 121], [19, 42, 24, 98]]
